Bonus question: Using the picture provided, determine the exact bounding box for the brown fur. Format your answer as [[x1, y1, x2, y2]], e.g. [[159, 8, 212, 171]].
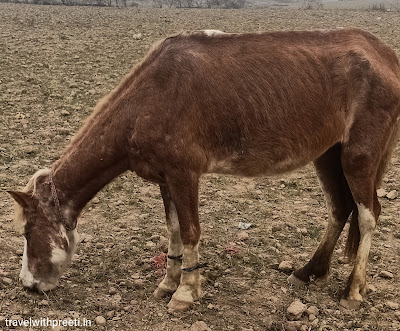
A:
[[10, 28, 400, 304]]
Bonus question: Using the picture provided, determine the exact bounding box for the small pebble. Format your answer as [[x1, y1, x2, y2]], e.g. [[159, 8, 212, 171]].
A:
[[108, 287, 118, 295], [106, 310, 115, 318], [133, 279, 144, 288], [1, 277, 12, 285], [377, 188, 387, 198], [95, 316, 106, 326], [306, 305, 319, 316], [148, 234, 159, 241], [379, 270, 394, 279], [285, 321, 301, 331], [296, 227, 307, 234], [132, 33, 143, 40], [16, 249, 23, 256], [145, 241, 156, 248], [238, 222, 252, 230], [39, 299, 49, 306], [278, 260, 293, 273], [189, 321, 212, 331], [338, 256, 349, 264], [386, 190, 398, 200], [237, 231, 249, 241], [386, 301, 400, 310], [287, 300, 306, 318]]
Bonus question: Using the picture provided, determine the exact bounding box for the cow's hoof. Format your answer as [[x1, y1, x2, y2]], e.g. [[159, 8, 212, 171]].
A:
[[167, 298, 192, 312], [312, 274, 329, 286], [153, 286, 174, 299], [287, 274, 307, 287], [340, 298, 362, 310]]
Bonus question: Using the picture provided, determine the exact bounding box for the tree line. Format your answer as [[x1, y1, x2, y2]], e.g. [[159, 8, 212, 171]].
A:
[[1, 0, 246, 8]]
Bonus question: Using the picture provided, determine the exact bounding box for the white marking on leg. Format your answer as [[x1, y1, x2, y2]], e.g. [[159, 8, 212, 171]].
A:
[[157, 202, 183, 293], [181, 243, 199, 270], [167, 203, 182, 256], [171, 244, 201, 303], [349, 203, 376, 300], [357, 203, 376, 235]]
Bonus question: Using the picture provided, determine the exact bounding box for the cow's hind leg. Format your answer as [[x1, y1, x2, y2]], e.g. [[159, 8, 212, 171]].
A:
[[339, 145, 382, 309], [153, 185, 183, 299], [288, 144, 353, 285]]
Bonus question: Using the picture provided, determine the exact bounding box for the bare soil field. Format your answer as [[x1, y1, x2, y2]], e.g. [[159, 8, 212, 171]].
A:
[[1, 4, 400, 330]]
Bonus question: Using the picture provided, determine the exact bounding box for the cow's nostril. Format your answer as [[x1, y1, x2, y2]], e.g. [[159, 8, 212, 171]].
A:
[[26, 282, 39, 293]]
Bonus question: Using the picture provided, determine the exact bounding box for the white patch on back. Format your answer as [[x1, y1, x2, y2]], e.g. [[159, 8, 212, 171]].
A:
[[203, 29, 226, 37]]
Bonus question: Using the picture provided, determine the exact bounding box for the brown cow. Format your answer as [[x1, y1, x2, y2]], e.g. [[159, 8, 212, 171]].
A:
[[9, 28, 400, 311]]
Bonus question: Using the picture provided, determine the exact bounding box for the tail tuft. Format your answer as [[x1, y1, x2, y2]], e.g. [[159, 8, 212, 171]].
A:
[[345, 206, 360, 261]]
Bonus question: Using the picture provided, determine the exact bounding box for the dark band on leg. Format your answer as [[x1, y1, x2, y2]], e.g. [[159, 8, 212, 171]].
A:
[[181, 263, 208, 272], [168, 255, 183, 263]]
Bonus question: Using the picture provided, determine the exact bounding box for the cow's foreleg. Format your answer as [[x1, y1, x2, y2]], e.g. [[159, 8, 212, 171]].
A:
[[154, 185, 183, 299], [164, 172, 202, 312]]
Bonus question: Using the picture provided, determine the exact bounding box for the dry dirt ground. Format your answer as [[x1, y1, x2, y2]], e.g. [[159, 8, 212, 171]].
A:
[[1, 4, 400, 331]]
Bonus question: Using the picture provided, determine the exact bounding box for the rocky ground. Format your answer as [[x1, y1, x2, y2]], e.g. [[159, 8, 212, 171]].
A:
[[1, 4, 400, 330]]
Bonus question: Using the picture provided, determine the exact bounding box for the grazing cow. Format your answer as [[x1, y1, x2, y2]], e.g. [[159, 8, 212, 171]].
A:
[[9, 28, 400, 311]]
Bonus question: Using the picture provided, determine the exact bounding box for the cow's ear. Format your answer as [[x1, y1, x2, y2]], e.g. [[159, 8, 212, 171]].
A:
[[8, 191, 33, 209]]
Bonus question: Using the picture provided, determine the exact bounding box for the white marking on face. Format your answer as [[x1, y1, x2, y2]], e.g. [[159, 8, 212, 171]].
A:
[[50, 246, 68, 266], [67, 228, 79, 256], [203, 29, 226, 37], [19, 238, 35, 288], [19, 227, 79, 292]]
